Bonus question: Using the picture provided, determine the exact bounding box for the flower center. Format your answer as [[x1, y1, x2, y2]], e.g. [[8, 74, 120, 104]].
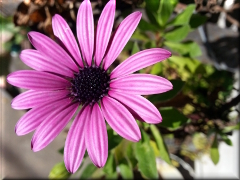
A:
[[70, 66, 110, 105]]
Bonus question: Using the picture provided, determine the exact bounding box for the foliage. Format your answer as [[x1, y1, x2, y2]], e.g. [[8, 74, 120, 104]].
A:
[[0, 15, 28, 53], [50, 0, 237, 177]]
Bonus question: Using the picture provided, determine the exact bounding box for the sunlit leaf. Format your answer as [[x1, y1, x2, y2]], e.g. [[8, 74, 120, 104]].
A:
[[159, 107, 189, 130], [210, 133, 220, 165], [222, 122, 240, 133], [150, 125, 171, 165], [148, 80, 185, 103], [49, 162, 71, 179], [164, 40, 202, 57], [168, 56, 201, 81], [134, 131, 158, 179], [150, 140, 160, 157], [164, 25, 190, 42], [150, 62, 162, 75], [168, 4, 196, 26], [169, 0, 178, 7], [158, 0, 175, 27]]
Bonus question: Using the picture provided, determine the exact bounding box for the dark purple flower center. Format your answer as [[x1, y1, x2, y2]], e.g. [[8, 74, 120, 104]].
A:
[[70, 66, 110, 105]]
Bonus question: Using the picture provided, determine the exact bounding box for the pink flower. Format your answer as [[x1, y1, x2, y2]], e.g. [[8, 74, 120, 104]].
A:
[[7, 0, 172, 173]]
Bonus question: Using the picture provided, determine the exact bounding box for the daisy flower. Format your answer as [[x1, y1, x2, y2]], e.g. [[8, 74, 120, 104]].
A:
[[7, 0, 172, 173]]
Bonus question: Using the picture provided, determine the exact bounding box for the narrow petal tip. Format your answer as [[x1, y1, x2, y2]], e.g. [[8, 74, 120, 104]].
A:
[[66, 166, 77, 174], [14, 125, 19, 135], [31, 140, 35, 151], [110, 0, 116, 4], [165, 49, 172, 57], [52, 13, 60, 19], [131, 135, 141, 142], [31, 139, 41, 152], [15, 126, 25, 136], [6, 72, 17, 85], [27, 32, 34, 45], [134, 11, 142, 18], [168, 80, 173, 89]]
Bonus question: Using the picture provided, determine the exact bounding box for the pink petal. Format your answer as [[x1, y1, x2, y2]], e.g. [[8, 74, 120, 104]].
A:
[[94, 0, 115, 66], [110, 74, 173, 95], [64, 106, 90, 173], [15, 98, 71, 136], [31, 101, 78, 152], [101, 96, 141, 142], [103, 12, 142, 70], [52, 14, 83, 67], [11, 89, 69, 110], [20, 49, 73, 77], [108, 91, 162, 124], [28, 31, 78, 73], [85, 103, 108, 168], [111, 48, 172, 79], [77, 0, 94, 66], [7, 70, 70, 90]]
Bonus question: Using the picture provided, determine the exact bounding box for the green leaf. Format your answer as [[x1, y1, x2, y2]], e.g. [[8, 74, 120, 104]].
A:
[[80, 163, 97, 179], [145, 0, 160, 12], [148, 80, 185, 103], [164, 25, 190, 42], [107, 128, 122, 151], [125, 143, 138, 169], [210, 133, 220, 165], [164, 40, 202, 57], [119, 162, 133, 179], [144, 41, 156, 49], [189, 14, 208, 29], [49, 162, 71, 179], [168, 55, 201, 75], [150, 125, 171, 165], [105, 172, 118, 179], [158, 0, 175, 27], [222, 122, 240, 133], [131, 41, 140, 55], [123, 41, 134, 51], [219, 132, 233, 146], [131, 29, 149, 41], [134, 140, 158, 179], [169, 0, 178, 7], [145, 8, 160, 28], [138, 19, 158, 32], [150, 62, 162, 75], [168, 4, 196, 26], [150, 140, 160, 157], [103, 153, 116, 175], [159, 107, 189, 130]]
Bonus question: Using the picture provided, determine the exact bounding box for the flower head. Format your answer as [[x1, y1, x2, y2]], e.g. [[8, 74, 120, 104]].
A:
[[7, 0, 172, 173]]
